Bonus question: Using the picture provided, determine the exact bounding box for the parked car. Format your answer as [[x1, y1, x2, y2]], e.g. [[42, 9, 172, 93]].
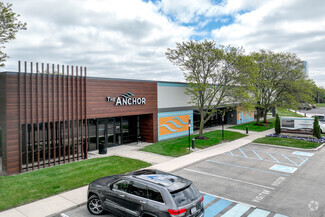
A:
[[310, 115, 325, 133], [298, 103, 312, 110], [87, 169, 204, 217], [311, 114, 325, 122], [319, 122, 325, 134]]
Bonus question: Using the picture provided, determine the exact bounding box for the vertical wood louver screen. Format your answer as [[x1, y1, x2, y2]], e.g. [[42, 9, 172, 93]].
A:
[[18, 61, 87, 172]]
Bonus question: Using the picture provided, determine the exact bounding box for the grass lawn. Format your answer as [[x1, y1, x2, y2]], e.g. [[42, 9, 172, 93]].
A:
[[253, 137, 321, 149], [140, 130, 246, 157], [229, 118, 275, 132], [276, 108, 304, 117], [316, 103, 325, 107], [0, 156, 151, 211]]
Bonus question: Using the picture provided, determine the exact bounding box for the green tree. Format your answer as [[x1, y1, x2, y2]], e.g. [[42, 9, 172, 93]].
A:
[[250, 50, 308, 124], [315, 86, 325, 103], [0, 2, 27, 67], [313, 116, 321, 139], [275, 114, 280, 135], [166, 40, 257, 138]]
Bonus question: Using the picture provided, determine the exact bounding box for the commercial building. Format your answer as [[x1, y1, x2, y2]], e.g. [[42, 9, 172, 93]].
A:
[[0, 62, 254, 175]]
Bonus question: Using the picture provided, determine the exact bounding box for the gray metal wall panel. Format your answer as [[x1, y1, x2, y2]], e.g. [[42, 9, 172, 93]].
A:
[[157, 85, 191, 109]]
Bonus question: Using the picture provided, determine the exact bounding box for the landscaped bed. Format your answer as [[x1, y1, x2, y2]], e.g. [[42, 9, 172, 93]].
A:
[[0, 156, 151, 211], [253, 134, 323, 149], [140, 130, 247, 157]]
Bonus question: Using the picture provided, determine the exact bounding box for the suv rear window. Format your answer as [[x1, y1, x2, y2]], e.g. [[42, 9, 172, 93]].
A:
[[171, 184, 200, 207]]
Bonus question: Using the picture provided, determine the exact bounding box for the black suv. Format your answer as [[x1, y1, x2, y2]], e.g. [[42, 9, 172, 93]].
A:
[[87, 169, 204, 217]]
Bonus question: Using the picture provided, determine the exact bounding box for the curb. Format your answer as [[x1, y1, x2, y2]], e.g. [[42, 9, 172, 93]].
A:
[[47, 202, 87, 217]]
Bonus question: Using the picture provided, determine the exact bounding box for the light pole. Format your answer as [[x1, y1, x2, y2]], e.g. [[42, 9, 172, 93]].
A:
[[188, 119, 191, 152], [222, 115, 224, 141]]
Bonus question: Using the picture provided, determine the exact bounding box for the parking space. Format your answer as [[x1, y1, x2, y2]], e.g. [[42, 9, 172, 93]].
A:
[[202, 193, 288, 217], [176, 143, 316, 217]]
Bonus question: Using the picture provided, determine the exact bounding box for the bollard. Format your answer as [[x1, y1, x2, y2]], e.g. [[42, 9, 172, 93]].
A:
[[246, 125, 248, 134], [192, 138, 195, 149]]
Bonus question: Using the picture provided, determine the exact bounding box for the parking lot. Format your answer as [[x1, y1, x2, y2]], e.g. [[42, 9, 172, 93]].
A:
[[58, 143, 325, 217], [176, 143, 325, 217]]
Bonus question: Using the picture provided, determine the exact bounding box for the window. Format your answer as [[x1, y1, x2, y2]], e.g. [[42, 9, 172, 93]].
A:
[[127, 181, 147, 198], [171, 184, 200, 207], [112, 180, 130, 192], [148, 187, 164, 203]]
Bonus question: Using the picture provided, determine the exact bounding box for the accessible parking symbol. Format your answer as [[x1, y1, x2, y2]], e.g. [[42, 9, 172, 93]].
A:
[[270, 165, 297, 173]]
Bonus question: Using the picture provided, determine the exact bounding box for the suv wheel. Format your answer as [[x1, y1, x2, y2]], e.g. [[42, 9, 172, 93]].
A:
[[87, 195, 104, 215]]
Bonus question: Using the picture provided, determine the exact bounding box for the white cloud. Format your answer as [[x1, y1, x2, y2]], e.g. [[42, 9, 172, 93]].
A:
[[3, 0, 193, 81], [159, 0, 212, 23], [211, 0, 325, 86], [2, 0, 325, 87]]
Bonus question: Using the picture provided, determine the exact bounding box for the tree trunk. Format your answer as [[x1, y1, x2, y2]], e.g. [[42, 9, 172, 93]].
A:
[[256, 107, 261, 124], [263, 108, 268, 123], [199, 121, 204, 138], [199, 114, 205, 138]]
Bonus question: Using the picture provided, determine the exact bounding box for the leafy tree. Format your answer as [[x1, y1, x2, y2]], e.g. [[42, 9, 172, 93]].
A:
[[313, 116, 321, 139], [250, 50, 308, 124], [0, 2, 27, 67], [166, 40, 257, 138], [315, 86, 325, 103], [275, 114, 280, 135]]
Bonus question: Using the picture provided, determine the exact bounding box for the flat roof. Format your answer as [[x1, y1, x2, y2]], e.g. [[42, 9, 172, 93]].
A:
[[0, 71, 187, 85]]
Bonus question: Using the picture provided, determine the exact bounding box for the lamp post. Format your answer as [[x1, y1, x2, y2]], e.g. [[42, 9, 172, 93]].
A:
[[188, 119, 191, 152], [222, 115, 224, 141]]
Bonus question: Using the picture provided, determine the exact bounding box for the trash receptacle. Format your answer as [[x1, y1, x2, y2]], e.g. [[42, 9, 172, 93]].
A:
[[192, 138, 195, 149], [99, 142, 107, 154]]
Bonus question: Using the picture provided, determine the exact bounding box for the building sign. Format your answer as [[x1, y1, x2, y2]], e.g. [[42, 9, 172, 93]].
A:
[[106, 92, 146, 106], [280, 117, 314, 134]]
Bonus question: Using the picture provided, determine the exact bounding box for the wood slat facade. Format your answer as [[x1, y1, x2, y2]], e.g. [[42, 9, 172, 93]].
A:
[[0, 62, 158, 175]]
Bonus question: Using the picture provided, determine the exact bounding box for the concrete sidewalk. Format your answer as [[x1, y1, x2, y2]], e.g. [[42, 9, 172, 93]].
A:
[[0, 127, 274, 217]]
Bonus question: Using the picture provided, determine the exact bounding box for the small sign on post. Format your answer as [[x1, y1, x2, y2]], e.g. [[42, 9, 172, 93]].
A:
[[188, 119, 191, 152]]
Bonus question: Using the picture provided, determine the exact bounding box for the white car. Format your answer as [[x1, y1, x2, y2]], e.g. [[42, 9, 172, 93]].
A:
[[319, 121, 325, 134], [310, 115, 325, 134]]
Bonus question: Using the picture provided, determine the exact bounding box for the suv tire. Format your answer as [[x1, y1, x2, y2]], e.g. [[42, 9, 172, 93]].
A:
[[87, 195, 104, 215]]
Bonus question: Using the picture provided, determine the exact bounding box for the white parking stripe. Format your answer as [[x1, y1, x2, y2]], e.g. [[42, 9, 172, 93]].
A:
[[201, 191, 256, 208], [183, 168, 275, 190]]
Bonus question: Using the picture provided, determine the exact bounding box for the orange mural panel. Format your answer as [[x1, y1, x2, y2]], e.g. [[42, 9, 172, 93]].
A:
[[159, 115, 189, 136]]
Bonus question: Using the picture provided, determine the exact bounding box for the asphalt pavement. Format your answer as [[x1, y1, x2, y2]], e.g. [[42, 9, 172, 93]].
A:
[[57, 141, 325, 217], [1, 119, 325, 217]]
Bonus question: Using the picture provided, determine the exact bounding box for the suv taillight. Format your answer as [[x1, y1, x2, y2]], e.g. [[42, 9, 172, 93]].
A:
[[200, 196, 204, 203], [168, 208, 187, 215]]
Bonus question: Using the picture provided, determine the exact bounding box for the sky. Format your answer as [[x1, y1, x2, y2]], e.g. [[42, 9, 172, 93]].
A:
[[2, 0, 325, 86]]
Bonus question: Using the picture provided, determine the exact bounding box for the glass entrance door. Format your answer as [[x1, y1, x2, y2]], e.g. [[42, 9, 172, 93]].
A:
[[95, 116, 138, 149], [105, 118, 115, 147]]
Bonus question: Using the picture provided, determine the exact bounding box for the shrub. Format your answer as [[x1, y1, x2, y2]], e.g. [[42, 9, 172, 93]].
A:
[[313, 116, 321, 139], [275, 114, 280, 135]]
